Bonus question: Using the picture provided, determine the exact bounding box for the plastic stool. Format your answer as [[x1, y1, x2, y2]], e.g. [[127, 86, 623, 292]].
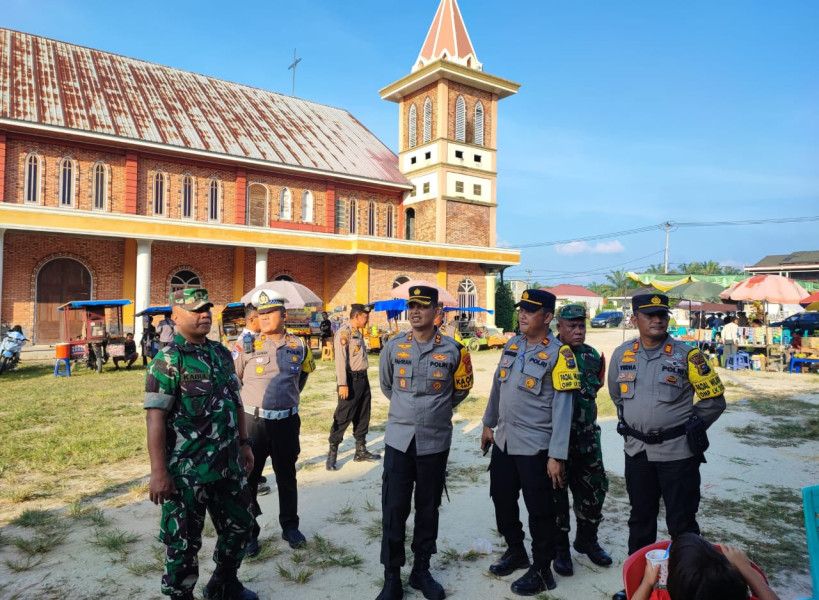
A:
[[54, 358, 71, 377], [725, 352, 750, 371]]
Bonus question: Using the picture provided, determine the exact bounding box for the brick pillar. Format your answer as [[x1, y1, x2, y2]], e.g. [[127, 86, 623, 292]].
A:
[[326, 183, 336, 232], [235, 169, 247, 225], [0, 133, 7, 203], [125, 152, 138, 214]]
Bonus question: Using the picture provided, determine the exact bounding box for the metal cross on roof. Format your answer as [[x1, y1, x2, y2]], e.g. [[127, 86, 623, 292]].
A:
[[288, 48, 302, 96]]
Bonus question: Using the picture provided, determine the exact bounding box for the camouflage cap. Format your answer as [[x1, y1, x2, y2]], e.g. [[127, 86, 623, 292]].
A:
[[170, 288, 213, 311], [557, 304, 587, 320]]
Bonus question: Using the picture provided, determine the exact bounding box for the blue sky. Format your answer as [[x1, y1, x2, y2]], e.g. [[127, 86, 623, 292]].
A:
[[5, 0, 818, 285]]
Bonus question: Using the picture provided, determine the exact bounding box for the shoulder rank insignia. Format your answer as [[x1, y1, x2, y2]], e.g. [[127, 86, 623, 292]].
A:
[[632, 341, 640, 351], [663, 343, 673, 355], [509, 343, 519, 350]]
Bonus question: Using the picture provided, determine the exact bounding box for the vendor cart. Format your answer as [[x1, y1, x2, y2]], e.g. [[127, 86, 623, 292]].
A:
[[58, 300, 131, 373], [217, 302, 246, 347], [133, 305, 171, 365]]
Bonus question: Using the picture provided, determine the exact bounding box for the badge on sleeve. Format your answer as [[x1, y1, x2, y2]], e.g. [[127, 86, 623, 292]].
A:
[[454, 347, 474, 391], [552, 346, 581, 391], [687, 349, 725, 399]]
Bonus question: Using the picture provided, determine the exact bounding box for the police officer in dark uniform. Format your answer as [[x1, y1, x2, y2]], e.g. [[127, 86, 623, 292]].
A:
[[608, 294, 726, 600], [326, 303, 380, 470], [377, 285, 473, 600], [552, 304, 612, 576], [481, 289, 580, 596], [233, 289, 315, 556]]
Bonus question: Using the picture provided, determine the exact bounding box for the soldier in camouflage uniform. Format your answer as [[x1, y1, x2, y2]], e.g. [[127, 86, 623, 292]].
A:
[[552, 304, 612, 577], [145, 288, 257, 600]]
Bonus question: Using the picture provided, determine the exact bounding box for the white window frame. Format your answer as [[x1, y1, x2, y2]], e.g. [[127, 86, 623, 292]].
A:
[[181, 174, 195, 220], [153, 171, 167, 216], [474, 101, 485, 146], [24, 152, 42, 205], [335, 197, 347, 231], [423, 98, 432, 143], [458, 278, 478, 314], [349, 197, 358, 234], [386, 204, 395, 238], [455, 96, 466, 142], [208, 178, 221, 222], [303, 190, 314, 223], [408, 104, 417, 149], [367, 200, 376, 236], [246, 182, 268, 226], [58, 157, 76, 208], [92, 161, 108, 211], [280, 187, 293, 221]]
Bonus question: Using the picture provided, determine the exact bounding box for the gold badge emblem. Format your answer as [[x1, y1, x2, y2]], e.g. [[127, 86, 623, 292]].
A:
[[620, 383, 629, 394], [500, 369, 507, 378], [292, 355, 298, 362], [413, 288, 421, 295], [651, 296, 661, 305], [399, 378, 407, 388], [433, 370, 443, 378], [256, 366, 264, 374], [433, 381, 442, 390], [525, 377, 535, 389], [537, 351, 549, 360], [399, 367, 406, 375], [259, 291, 270, 304]]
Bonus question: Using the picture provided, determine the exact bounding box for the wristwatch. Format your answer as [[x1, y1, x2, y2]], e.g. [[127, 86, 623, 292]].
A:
[[239, 437, 253, 446]]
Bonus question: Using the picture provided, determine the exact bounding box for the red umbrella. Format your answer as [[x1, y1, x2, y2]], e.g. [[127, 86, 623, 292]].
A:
[[390, 279, 457, 306], [800, 291, 819, 312], [718, 274, 809, 304]]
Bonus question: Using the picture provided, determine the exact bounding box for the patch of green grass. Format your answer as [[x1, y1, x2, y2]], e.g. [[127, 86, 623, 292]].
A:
[[89, 527, 141, 558], [244, 538, 283, 563], [454, 395, 487, 420], [362, 517, 382, 541], [327, 503, 358, 525], [308, 533, 363, 569], [4, 555, 44, 572], [6, 487, 36, 504], [439, 546, 481, 567], [277, 562, 314, 584], [362, 497, 378, 512], [10, 509, 58, 529], [11, 530, 68, 555], [447, 464, 486, 485], [124, 557, 163, 576]]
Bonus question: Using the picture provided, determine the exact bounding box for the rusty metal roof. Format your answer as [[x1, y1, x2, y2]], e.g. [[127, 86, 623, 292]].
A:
[[0, 28, 409, 187]]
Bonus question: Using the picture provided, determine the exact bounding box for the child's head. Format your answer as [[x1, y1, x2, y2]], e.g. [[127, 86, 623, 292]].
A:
[[667, 533, 747, 600]]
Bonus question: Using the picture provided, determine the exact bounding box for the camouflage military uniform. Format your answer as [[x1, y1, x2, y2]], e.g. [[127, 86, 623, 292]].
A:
[[145, 333, 254, 598], [553, 343, 608, 536]]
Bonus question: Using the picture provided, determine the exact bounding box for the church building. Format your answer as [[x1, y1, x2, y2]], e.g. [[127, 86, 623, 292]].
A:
[[0, 0, 519, 344]]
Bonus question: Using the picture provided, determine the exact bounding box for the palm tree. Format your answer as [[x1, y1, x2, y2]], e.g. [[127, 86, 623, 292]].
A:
[[698, 261, 722, 275], [645, 263, 665, 274], [588, 283, 613, 298], [605, 270, 630, 298], [720, 265, 743, 275]]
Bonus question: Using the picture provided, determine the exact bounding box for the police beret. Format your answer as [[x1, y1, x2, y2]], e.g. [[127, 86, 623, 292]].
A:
[[350, 303, 372, 316], [515, 289, 556, 312], [408, 285, 438, 307], [632, 293, 670, 314]]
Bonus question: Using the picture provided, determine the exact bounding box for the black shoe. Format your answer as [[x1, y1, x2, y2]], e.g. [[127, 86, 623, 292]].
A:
[[326, 443, 339, 471], [282, 527, 306, 549], [409, 560, 445, 600], [376, 568, 404, 600], [354, 442, 381, 462], [573, 538, 613, 567], [258, 475, 267, 484], [612, 590, 627, 600], [553, 546, 573, 576], [169, 592, 194, 600], [510, 566, 556, 596], [256, 483, 271, 496], [245, 537, 260, 558], [489, 546, 530, 576], [203, 579, 259, 600]]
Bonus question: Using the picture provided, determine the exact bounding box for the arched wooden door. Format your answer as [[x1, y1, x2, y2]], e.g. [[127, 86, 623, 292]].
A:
[[35, 258, 92, 344]]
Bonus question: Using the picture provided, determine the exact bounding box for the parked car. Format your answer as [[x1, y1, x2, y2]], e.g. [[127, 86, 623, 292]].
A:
[[590, 311, 624, 328], [770, 312, 819, 335]]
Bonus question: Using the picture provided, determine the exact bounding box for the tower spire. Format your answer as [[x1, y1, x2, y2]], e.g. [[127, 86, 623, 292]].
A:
[[414, 0, 482, 72]]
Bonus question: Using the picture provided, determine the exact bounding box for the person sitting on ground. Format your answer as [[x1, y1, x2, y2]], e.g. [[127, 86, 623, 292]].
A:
[[631, 533, 779, 600], [113, 333, 138, 370]]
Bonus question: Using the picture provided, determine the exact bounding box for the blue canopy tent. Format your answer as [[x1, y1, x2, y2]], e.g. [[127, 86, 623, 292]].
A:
[[443, 306, 493, 314], [372, 299, 408, 321]]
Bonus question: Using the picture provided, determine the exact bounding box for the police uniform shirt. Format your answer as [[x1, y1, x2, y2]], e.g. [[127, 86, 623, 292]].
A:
[[334, 322, 369, 386], [234, 332, 315, 411], [608, 336, 726, 461], [483, 333, 580, 459], [379, 330, 473, 456]]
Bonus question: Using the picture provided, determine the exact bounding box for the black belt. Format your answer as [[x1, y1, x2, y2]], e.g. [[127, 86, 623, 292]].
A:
[[347, 370, 368, 379], [619, 422, 686, 445]]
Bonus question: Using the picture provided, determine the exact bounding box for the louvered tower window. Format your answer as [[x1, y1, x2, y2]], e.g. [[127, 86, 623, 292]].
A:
[[423, 98, 432, 143], [408, 104, 417, 149], [474, 102, 485, 146], [455, 96, 466, 142]]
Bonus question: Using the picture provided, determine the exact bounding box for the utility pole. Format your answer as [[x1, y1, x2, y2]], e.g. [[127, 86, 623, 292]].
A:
[[526, 269, 532, 286], [288, 48, 302, 96], [663, 222, 672, 273]]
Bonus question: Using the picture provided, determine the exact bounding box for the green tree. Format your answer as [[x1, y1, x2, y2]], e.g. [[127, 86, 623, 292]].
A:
[[588, 282, 613, 298], [495, 281, 515, 333], [605, 269, 630, 297]]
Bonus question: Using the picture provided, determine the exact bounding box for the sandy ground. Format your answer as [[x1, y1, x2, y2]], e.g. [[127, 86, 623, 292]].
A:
[[1, 330, 817, 599]]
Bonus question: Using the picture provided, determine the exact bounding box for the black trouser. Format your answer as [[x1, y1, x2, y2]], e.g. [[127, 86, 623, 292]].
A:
[[380, 439, 448, 568], [490, 444, 556, 569], [247, 413, 301, 536], [329, 371, 372, 445], [625, 451, 701, 554]]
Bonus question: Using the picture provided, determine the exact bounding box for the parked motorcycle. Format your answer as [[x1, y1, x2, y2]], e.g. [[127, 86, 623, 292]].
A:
[[0, 326, 28, 375]]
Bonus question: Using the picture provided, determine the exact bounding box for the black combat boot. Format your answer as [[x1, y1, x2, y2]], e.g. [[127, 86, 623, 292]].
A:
[[203, 564, 259, 600], [489, 543, 530, 576], [553, 531, 574, 576], [510, 565, 556, 596], [244, 536, 260, 558], [408, 554, 445, 600], [573, 522, 612, 567], [354, 441, 381, 462], [326, 443, 339, 471], [376, 567, 404, 600]]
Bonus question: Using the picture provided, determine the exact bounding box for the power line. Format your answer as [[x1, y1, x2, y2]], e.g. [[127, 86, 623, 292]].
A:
[[501, 215, 819, 249]]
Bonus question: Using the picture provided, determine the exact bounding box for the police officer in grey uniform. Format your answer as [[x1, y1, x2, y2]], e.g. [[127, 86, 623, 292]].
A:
[[326, 303, 380, 470], [481, 289, 580, 596], [233, 290, 316, 557], [608, 294, 726, 600], [377, 285, 474, 600]]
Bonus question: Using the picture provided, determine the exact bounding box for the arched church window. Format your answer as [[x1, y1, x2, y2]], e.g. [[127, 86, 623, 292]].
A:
[[153, 171, 167, 216], [181, 174, 194, 219], [423, 98, 432, 143], [458, 278, 478, 313], [405, 208, 415, 240], [455, 96, 466, 142], [408, 104, 417, 149], [367, 200, 376, 236], [474, 102, 485, 146], [303, 190, 314, 223], [24, 152, 42, 204], [59, 157, 76, 207], [280, 188, 293, 221], [349, 197, 358, 234], [208, 178, 221, 222], [171, 269, 202, 294], [93, 162, 108, 211]]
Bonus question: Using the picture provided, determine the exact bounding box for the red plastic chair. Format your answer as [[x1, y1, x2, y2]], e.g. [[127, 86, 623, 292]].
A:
[[623, 540, 768, 600]]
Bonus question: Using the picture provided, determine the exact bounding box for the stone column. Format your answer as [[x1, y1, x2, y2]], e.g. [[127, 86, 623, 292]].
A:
[[484, 272, 497, 327], [255, 248, 268, 286], [134, 239, 152, 346], [0, 229, 5, 327]]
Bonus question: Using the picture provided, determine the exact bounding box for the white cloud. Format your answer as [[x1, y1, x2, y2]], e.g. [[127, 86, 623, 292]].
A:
[[555, 240, 625, 255]]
